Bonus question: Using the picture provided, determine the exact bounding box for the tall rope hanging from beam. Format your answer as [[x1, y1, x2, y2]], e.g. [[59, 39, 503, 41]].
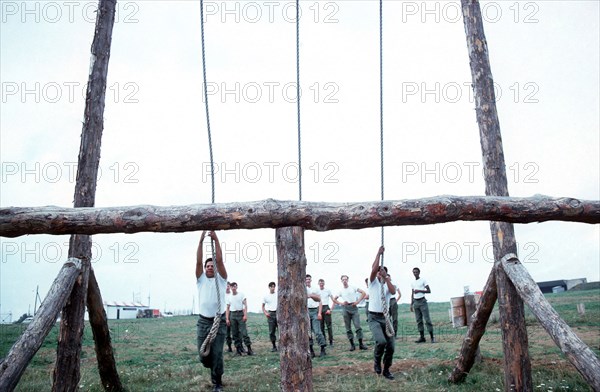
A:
[[296, 0, 303, 201], [378, 0, 395, 338], [198, 0, 222, 357]]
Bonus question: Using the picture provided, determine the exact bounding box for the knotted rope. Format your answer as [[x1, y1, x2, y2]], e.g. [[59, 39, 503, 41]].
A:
[[380, 277, 395, 337], [200, 266, 222, 357]]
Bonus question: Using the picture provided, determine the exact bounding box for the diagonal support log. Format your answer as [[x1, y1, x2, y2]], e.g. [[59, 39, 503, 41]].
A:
[[500, 255, 600, 390], [1, 196, 598, 238], [87, 269, 123, 391], [449, 266, 498, 383], [0, 258, 82, 392]]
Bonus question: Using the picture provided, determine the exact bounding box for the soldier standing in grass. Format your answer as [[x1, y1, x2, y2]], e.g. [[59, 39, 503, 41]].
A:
[[225, 282, 233, 352], [317, 278, 335, 347], [262, 281, 279, 352], [410, 267, 435, 343], [368, 246, 396, 380], [195, 231, 228, 392], [333, 275, 368, 351], [226, 282, 254, 356], [306, 274, 327, 357]]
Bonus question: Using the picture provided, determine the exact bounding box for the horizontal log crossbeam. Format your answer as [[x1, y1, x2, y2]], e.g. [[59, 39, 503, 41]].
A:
[[0, 196, 598, 237]]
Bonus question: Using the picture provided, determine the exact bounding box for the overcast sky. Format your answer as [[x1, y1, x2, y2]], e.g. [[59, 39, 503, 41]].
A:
[[1, 0, 598, 319]]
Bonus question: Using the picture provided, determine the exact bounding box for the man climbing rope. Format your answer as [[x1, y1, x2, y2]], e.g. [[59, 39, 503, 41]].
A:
[[368, 246, 396, 380], [195, 231, 228, 392]]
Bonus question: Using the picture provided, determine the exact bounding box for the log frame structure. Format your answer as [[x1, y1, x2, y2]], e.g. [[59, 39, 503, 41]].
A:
[[0, 196, 598, 238], [462, 0, 533, 389], [0, 0, 598, 391]]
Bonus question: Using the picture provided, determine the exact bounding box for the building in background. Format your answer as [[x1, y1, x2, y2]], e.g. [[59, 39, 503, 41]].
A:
[[104, 301, 148, 320], [536, 278, 588, 294]]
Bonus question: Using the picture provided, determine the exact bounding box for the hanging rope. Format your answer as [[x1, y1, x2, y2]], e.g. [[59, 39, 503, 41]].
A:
[[296, 0, 303, 201], [380, 275, 395, 337], [199, 0, 221, 357], [199, 262, 223, 357], [378, 0, 394, 337], [379, 0, 385, 264]]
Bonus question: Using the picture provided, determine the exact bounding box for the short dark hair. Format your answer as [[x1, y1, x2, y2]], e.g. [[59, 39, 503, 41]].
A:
[[383, 266, 388, 273], [268, 282, 276, 287], [318, 279, 324, 283], [204, 258, 213, 267], [306, 274, 312, 279], [413, 267, 420, 273], [230, 282, 238, 287], [341, 275, 349, 280]]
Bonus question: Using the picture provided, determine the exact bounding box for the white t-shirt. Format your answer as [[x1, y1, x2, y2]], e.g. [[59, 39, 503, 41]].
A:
[[263, 291, 278, 312], [306, 285, 320, 309], [197, 272, 227, 318], [368, 278, 392, 313], [318, 288, 332, 307], [227, 292, 246, 311], [411, 277, 429, 299], [337, 285, 361, 304]]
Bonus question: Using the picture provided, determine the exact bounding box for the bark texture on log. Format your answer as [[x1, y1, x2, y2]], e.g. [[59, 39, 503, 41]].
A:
[[449, 268, 497, 383], [500, 255, 600, 390], [276, 227, 313, 392], [0, 259, 82, 392], [53, 0, 119, 390], [87, 269, 123, 391], [53, 236, 91, 391], [461, 0, 532, 390], [1, 196, 598, 238]]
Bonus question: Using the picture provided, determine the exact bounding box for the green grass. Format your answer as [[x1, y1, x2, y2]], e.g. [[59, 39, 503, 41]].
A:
[[1, 288, 598, 391]]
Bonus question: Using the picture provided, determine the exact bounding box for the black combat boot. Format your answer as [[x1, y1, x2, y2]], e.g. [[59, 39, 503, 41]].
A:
[[359, 339, 368, 350], [319, 345, 327, 357], [211, 375, 223, 391], [374, 357, 382, 375], [246, 345, 254, 356], [349, 338, 356, 351], [382, 368, 395, 380]]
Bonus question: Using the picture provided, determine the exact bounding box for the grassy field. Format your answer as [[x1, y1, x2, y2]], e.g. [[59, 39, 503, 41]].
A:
[[1, 288, 598, 391]]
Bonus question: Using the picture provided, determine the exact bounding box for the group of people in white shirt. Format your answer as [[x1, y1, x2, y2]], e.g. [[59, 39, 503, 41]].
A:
[[195, 232, 434, 390]]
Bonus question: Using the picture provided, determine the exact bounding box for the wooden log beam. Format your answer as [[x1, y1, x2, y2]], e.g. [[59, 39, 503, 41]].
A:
[[500, 254, 600, 390], [461, 0, 532, 389], [0, 258, 82, 392], [53, 0, 120, 390], [1, 196, 598, 238], [276, 227, 313, 392], [449, 267, 497, 383]]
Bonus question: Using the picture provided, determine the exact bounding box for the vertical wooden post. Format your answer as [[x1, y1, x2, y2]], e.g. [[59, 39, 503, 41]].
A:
[[52, 0, 121, 391], [276, 227, 313, 392], [461, 1, 532, 390]]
